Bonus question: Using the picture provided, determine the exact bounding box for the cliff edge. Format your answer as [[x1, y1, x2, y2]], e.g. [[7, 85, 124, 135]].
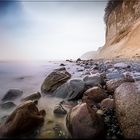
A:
[[96, 0, 140, 59]]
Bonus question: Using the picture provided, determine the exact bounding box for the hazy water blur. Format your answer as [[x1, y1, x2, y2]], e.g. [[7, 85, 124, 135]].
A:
[[0, 60, 83, 138]]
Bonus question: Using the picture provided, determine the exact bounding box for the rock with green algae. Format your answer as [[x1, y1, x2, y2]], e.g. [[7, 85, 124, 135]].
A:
[[41, 67, 71, 94]]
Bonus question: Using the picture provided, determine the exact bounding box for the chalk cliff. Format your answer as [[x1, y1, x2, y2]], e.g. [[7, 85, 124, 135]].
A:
[[96, 0, 140, 59]]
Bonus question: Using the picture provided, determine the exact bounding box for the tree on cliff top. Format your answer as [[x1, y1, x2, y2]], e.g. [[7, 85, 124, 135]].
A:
[[104, 0, 123, 24]]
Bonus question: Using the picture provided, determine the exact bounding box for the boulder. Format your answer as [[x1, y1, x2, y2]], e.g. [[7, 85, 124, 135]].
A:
[[21, 92, 41, 102], [107, 77, 134, 94], [0, 101, 46, 137], [114, 62, 130, 69], [60, 63, 65, 66], [106, 79, 126, 94], [100, 98, 114, 111], [106, 72, 124, 80], [54, 78, 86, 100], [41, 67, 71, 93], [83, 74, 105, 88], [76, 58, 81, 63], [66, 103, 104, 138], [0, 102, 16, 110], [2, 89, 23, 101], [53, 104, 67, 115], [115, 82, 140, 139], [82, 87, 108, 106]]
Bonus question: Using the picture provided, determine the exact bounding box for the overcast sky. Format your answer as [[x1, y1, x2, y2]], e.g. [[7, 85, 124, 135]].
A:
[[0, 0, 107, 61]]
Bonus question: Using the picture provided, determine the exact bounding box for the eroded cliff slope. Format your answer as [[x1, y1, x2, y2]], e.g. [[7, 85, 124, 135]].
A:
[[96, 0, 140, 59]]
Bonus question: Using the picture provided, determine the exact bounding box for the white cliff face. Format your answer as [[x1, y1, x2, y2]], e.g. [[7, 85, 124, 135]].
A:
[[96, 0, 140, 59]]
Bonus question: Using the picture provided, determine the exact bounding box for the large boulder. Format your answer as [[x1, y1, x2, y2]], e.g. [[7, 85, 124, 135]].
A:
[[41, 67, 71, 93], [66, 103, 104, 138], [82, 86, 108, 106], [107, 77, 134, 94], [0, 101, 46, 137], [0, 102, 16, 110], [21, 92, 41, 102], [54, 78, 86, 100], [115, 82, 140, 139], [114, 63, 130, 69], [83, 74, 105, 87], [1, 89, 23, 101]]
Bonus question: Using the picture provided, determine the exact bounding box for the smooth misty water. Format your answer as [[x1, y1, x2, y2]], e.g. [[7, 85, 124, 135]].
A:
[[0, 61, 83, 138]]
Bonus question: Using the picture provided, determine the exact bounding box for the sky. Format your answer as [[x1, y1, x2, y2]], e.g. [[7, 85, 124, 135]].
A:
[[0, 0, 107, 61]]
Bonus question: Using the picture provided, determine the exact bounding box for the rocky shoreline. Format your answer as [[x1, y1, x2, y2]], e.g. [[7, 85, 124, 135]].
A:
[[0, 58, 140, 139]]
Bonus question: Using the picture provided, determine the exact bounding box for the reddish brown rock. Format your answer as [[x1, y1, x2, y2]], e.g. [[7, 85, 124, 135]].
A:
[[115, 82, 140, 139], [82, 86, 108, 106], [66, 103, 104, 138], [0, 101, 46, 137], [100, 98, 114, 111], [107, 77, 134, 94]]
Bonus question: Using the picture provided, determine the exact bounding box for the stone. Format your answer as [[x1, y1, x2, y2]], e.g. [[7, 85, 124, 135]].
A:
[[2, 89, 23, 101], [66, 103, 104, 138], [106, 79, 126, 94], [41, 67, 71, 93], [115, 82, 140, 139], [83, 73, 105, 87], [53, 104, 67, 115], [100, 98, 114, 111], [114, 62, 130, 69], [107, 77, 134, 94], [0, 102, 16, 110], [21, 92, 41, 102], [54, 78, 86, 100], [60, 63, 65, 66], [82, 86, 108, 105], [0, 101, 46, 137], [96, 109, 104, 116], [76, 58, 82, 63], [106, 72, 124, 80]]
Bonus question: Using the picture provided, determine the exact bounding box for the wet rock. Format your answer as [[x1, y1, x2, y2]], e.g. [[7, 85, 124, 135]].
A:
[[2, 89, 23, 102], [0, 116, 9, 125], [114, 62, 130, 69], [82, 86, 108, 105], [0, 102, 16, 110], [53, 104, 67, 115], [96, 109, 104, 116], [106, 79, 126, 94], [100, 98, 114, 111], [54, 78, 85, 100], [41, 67, 71, 93], [60, 63, 65, 66], [76, 58, 81, 63], [21, 92, 41, 102], [66, 59, 73, 63], [66, 103, 104, 138], [76, 67, 84, 72], [0, 101, 46, 137], [132, 72, 140, 81], [83, 73, 105, 88], [61, 100, 78, 109], [107, 77, 134, 94], [115, 82, 140, 139], [106, 72, 124, 80]]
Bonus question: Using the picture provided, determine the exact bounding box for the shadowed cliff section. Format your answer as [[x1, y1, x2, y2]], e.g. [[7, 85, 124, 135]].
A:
[[96, 0, 140, 59]]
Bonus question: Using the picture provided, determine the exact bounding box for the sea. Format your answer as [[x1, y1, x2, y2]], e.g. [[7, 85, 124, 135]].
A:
[[0, 60, 83, 138]]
